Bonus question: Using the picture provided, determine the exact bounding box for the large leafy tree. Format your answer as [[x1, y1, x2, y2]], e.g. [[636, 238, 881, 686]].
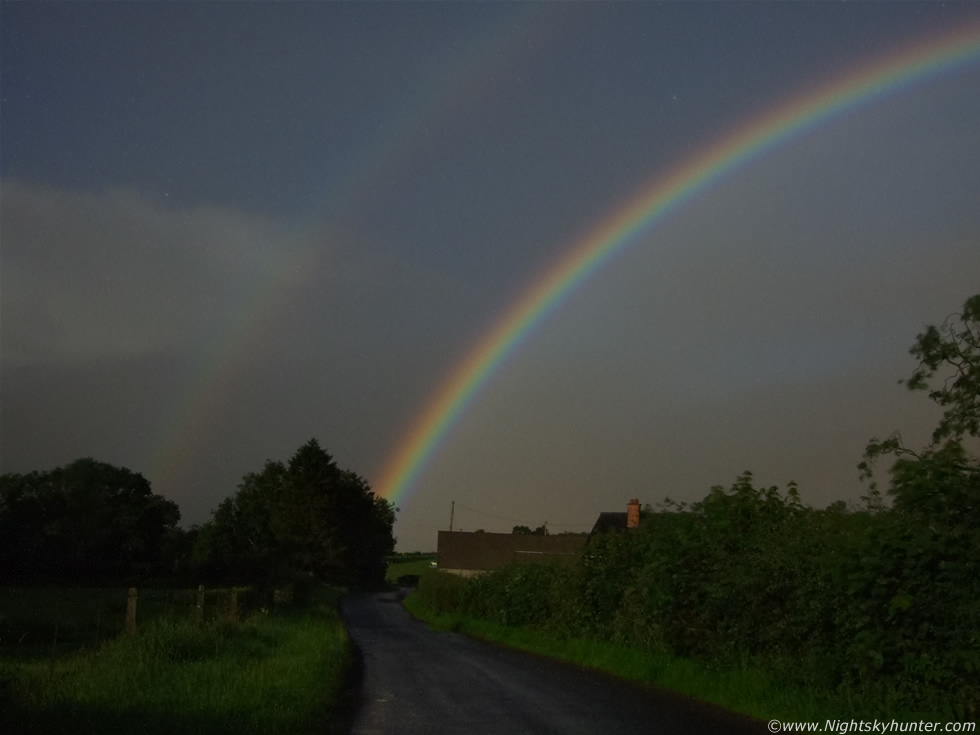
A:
[[856, 294, 980, 710], [195, 439, 395, 586], [0, 458, 180, 583], [903, 294, 980, 443], [861, 293, 980, 505]]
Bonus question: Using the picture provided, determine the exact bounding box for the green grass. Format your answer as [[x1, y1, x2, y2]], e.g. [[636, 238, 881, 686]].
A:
[[385, 557, 437, 584], [402, 591, 922, 724], [0, 586, 253, 658], [0, 587, 350, 734]]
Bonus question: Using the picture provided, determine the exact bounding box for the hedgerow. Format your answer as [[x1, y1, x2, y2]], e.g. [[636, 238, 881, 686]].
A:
[[417, 471, 978, 718], [417, 295, 980, 719]]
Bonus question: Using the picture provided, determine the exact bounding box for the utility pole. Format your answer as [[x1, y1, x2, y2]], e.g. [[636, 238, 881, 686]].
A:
[[449, 501, 455, 532]]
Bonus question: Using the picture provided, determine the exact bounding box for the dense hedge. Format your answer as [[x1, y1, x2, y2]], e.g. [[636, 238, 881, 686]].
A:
[[416, 471, 979, 718]]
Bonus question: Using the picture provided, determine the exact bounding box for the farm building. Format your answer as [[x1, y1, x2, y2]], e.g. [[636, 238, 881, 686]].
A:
[[589, 498, 642, 535], [436, 499, 642, 575], [436, 531, 586, 576]]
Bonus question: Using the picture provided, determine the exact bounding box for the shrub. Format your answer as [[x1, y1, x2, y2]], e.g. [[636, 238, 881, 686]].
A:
[[416, 471, 978, 718]]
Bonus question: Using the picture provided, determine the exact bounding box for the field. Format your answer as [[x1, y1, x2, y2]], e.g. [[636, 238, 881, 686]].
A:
[[0, 586, 255, 658], [385, 554, 437, 585], [0, 586, 351, 734]]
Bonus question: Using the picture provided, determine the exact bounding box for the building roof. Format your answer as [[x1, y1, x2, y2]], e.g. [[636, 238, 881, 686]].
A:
[[590, 512, 628, 535], [437, 530, 586, 572]]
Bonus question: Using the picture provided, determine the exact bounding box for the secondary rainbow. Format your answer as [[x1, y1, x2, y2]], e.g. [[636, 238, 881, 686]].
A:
[[377, 23, 980, 506], [145, 9, 550, 502]]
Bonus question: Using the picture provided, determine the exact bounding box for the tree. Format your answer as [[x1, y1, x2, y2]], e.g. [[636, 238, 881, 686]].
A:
[[903, 294, 980, 443], [860, 293, 980, 500], [855, 296, 980, 709], [0, 458, 180, 583], [512, 525, 532, 535], [194, 439, 395, 587]]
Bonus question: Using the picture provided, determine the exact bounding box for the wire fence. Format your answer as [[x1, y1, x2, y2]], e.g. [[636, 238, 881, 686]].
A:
[[0, 584, 283, 656]]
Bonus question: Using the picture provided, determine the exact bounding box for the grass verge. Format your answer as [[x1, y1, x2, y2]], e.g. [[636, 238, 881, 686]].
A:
[[1, 587, 350, 735], [402, 591, 922, 724], [0, 586, 254, 658], [385, 558, 436, 584]]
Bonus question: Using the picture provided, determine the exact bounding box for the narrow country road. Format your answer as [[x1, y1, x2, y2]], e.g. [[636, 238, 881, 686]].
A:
[[341, 590, 766, 735]]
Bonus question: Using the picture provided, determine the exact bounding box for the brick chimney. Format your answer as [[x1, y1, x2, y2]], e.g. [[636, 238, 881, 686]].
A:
[[627, 498, 641, 528]]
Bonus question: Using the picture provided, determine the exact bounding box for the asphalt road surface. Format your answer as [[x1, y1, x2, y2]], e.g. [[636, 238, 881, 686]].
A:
[[342, 590, 766, 735]]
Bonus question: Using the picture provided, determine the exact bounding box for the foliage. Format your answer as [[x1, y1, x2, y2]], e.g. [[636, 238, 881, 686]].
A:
[[404, 592, 848, 724], [418, 474, 977, 717], [387, 551, 436, 559], [853, 294, 980, 717], [861, 293, 980, 491], [384, 558, 436, 584], [858, 298, 980, 713], [903, 294, 980, 443], [415, 297, 980, 719], [0, 586, 350, 734], [512, 524, 548, 535], [0, 586, 260, 658], [0, 459, 180, 584], [192, 439, 395, 587]]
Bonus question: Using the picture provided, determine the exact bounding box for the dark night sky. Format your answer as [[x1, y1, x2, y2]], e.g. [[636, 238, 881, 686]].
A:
[[2, 2, 979, 550]]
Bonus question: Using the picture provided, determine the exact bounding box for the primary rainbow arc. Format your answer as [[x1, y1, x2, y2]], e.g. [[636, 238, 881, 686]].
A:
[[377, 23, 980, 506]]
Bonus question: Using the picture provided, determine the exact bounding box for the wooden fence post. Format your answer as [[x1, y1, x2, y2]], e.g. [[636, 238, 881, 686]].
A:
[[195, 584, 205, 624], [126, 588, 138, 633], [50, 621, 59, 675]]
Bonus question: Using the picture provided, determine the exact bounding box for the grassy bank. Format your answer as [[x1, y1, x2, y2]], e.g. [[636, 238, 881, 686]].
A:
[[408, 471, 977, 721], [0, 587, 350, 734], [0, 586, 254, 658], [403, 586, 922, 724], [385, 556, 436, 584]]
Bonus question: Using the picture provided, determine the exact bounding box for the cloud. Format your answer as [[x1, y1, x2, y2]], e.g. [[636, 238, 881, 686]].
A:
[[0, 180, 297, 366], [0, 178, 491, 524]]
